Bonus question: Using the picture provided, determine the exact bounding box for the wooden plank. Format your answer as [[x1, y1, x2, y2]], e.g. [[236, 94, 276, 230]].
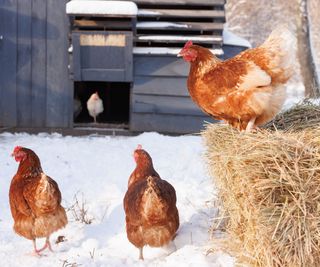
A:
[[17, 0, 32, 127], [70, 13, 135, 18], [130, 113, 214, 134], [136, 34, 222, 44], [133, 76, 189, 96], [31, 0, 47, 127], [81, 69, 127, 82], [120, 0, 225, 6], [72, 33, 82, 80], [133, 47, 224, 56], [134, 55, 189, 76], [138, 9, 225, 19], [137, 22, 224, 31], [0, 0, 18, 127], [46, 0, 71, 127], [132, 94, 204, 116], [80, 46, 125, 69], [125, 33, 133, 81], [74, 20, 133, 30]]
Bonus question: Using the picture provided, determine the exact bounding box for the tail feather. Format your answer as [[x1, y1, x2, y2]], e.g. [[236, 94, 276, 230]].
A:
[[261, 25, 296, 81]]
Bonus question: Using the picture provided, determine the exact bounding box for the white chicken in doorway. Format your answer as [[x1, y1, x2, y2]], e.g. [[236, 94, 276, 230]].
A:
[[87, 92, 104, 123]]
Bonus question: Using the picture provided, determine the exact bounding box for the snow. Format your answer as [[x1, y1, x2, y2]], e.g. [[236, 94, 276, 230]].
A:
[[137, 22, 189, 29], [0, 132, 234, 267], [138, 36, 222, 42], [133, 47, 224, 56], [66, 1, 138, 16], [223, 28, 251, 48], [283, 82, 306, 110], [138, 10, 160, 15]]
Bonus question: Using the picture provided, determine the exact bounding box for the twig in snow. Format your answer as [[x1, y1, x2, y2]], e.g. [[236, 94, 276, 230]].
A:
[[66, 192, 94, 225], [89, 248, 95, 260]]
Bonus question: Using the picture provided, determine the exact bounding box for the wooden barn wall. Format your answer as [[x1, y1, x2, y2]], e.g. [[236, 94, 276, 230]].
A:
[[131, 55, 214, 134], [0, 0, 71, 128]]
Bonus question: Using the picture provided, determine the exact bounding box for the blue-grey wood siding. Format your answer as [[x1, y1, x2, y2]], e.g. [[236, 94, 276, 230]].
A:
[[0, 0, 71, 128], [131, 55, 215, 133], [1, 0, 18, 127], [72, 31, 133, 82]]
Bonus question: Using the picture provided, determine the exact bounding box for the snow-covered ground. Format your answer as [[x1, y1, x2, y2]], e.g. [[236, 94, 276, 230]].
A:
[[0, 132, 234, 267]]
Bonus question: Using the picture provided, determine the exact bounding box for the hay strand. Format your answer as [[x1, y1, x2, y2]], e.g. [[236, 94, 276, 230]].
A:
[[264, 99, 320, 131]]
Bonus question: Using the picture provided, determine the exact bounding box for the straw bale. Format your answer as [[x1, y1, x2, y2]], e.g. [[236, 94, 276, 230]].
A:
[[203, 124, 320, 267], [264, 99, 320, 131]]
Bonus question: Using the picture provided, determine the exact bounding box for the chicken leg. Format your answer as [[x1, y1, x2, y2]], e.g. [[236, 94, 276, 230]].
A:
[[246, 117, 256, 132], [31, 240, 42, 256], [139, 247, 144, 260], [38, 237, 53, 253]]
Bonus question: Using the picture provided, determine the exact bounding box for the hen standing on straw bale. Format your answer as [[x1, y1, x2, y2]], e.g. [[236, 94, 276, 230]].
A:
[[9, 146, 68, 256], [87, 92, 104, 123], [123, 145, 179, 260], [178, 26, 296, 132]]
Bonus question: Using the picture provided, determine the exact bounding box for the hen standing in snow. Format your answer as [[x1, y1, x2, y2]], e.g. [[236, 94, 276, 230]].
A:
[[178, 26, 296, 131], [9, 146, 68, 255], [123, 145, 179, 260], [87, 92, 104, 123]]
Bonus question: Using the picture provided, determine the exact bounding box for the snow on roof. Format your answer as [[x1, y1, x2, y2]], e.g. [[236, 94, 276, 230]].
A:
[[137, 22, 189, 29], [138, 35, 222, 42], [66, 1, 138, 16], [133, 47, 224, 56], [223, 28, 251, 48], [138, 9, 160, 15]]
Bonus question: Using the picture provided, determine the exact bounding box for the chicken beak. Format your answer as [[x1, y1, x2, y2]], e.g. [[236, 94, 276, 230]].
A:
[[177, 49, 184, 57]]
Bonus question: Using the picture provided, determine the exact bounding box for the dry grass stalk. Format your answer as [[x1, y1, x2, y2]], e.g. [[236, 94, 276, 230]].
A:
[[61, 260, 81, 267], [202, 124, 320, 267], [264, 99, 320, 131], [67, 192, 93, 225]]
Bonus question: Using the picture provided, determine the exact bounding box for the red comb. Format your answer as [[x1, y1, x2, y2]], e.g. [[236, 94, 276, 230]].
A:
[[13, 146, 22, 153], [137, 144, 142, 150], [184, 40, 193, 49]]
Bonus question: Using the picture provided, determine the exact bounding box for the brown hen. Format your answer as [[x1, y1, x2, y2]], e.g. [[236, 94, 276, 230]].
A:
[[178, 26, 296, 131], [9, 146, 67, 255], [123, 145, 179, 260]]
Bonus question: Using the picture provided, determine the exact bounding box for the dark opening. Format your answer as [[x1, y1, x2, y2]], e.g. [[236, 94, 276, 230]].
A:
[[74, 81, 130, 127]]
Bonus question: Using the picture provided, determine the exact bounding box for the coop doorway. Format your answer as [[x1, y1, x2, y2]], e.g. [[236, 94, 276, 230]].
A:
[[74, 81, 130, 128]]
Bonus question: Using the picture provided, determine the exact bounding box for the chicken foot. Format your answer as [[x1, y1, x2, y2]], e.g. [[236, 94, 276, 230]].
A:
[[31, 237, 53, 256]]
